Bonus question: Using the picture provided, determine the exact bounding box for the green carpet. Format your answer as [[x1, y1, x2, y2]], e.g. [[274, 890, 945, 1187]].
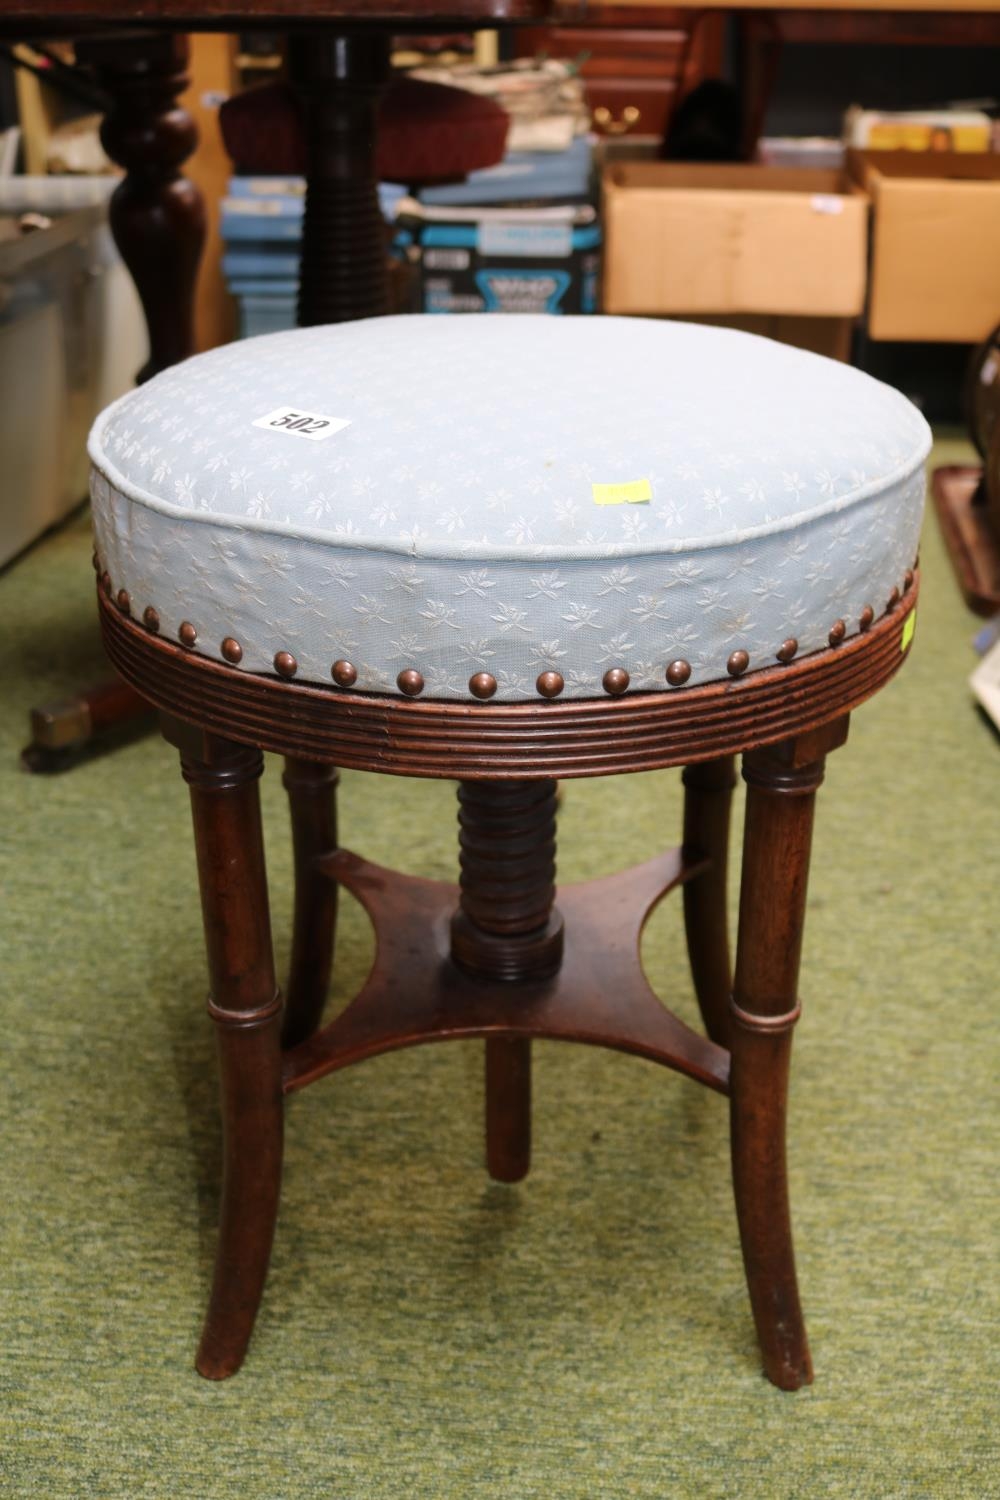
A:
[[1, 438, 998, 1498]]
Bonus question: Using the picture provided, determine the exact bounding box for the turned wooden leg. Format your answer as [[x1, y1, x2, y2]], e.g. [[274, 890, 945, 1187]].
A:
[[289, 31, 391, 326], [24, 36, 207, 772], [730, 719, 848, 1390], [165, 720, 283, 1380], [77, 32, 206, 381], [485, 1037, 533, 1185], [682, 756, 737, 1048], [451, 780, 564, 1184], [282, 758, 340, 1049]]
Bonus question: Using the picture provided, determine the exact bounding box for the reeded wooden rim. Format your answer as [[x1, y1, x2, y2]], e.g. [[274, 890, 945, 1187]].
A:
[[0, 0, 553, 37], [100, 576, 918, 779]]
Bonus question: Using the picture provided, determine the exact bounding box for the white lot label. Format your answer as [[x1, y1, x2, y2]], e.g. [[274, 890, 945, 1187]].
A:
[[253, 406, 351, 442], [810, 194, 844, 215]]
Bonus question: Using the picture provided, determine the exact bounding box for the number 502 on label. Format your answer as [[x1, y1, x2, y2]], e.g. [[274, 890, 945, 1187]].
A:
[[253, 406, 351, 442]]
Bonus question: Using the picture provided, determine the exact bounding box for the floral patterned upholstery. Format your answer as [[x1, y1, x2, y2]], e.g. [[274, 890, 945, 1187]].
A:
[[88, 315, 930, 702]]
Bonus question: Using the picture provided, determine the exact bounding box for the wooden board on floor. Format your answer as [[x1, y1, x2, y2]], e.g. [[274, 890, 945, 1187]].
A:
[[932, 463, 1000, 617]]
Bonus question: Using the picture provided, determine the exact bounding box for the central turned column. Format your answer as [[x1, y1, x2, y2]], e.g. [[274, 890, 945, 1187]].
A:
[[77, 32, 205, 382], [289, 31, 391, 326], [450, 780, 565, 1182]]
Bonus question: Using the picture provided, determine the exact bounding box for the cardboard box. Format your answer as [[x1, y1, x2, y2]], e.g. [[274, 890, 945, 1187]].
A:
[[851, 151, 1000, 342], [845, 107, 993, 154], [397, 199, 601, 316], [680, 313, 853, 363], [602, 162, 868, 319]]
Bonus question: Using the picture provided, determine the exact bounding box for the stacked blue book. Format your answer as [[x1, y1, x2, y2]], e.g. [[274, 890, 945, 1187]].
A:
[[221, 138, 593, 334], [406, 136, 598, 318], [417, 135, 592, 208], [221, 177, 406, 337]]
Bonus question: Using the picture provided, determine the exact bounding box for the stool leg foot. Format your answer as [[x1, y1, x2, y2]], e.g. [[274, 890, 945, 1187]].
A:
[[729, 722, 847, 1389], [282, 759, 340, 1049], [486, 1037, 531, 1183], [173, 728, 284, 1380], [682, 756, 737, 1048], [197, 1004, 284, 1380], [730, 1019, 811, 1390]]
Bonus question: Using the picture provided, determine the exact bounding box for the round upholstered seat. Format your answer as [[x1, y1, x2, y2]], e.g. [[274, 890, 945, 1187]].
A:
[[88, 316, 930, 702]]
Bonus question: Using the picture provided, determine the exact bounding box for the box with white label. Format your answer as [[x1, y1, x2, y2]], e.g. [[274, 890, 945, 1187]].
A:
[[602, 163, 868, 319], [397, 199, 600, 316], [849, 151, 1000, 342]]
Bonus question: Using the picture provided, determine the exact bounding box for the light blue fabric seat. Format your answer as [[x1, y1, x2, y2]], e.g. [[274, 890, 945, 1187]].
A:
[[89, 315, 930, 702]]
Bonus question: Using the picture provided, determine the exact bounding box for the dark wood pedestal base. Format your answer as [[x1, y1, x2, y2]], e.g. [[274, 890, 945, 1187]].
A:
[[290, 31, 392, 325], [22, 31, 204, 772], [22, 27, 391, 772], [20, 676, 153, 774], [100, 575, 919, 1388], [932, 464, 1000, 616]]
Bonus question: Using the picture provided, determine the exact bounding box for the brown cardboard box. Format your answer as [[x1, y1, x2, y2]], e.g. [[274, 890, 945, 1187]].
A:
[[602, 162, 868, 319], [851, 151, 1000, 342], [679, 313, 853, 362]]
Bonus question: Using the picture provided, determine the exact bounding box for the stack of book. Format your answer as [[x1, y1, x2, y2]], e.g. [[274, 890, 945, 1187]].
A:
[[222, 133, 595, 331], [403, 134, 598, 316], [418, 134, 592, 208], [221, 178, 406, 337]]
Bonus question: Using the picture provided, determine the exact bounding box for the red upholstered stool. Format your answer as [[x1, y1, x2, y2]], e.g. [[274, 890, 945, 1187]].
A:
[[219, 73, 510, 184], [90, 315, 928, 1387]]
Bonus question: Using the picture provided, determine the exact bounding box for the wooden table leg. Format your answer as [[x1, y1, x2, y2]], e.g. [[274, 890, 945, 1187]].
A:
[[77, 31, 206, 382], [23, 33, 207, 772], [682, 756, 737, 1048], [281, 758, 340, 1049], [729, 718, 848, 1390], [164, 718, 284, 1381], [289, 29, 391, 326]]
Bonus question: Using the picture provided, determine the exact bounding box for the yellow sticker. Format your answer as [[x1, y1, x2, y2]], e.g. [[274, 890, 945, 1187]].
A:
[[592, 479, 652, 506], [901, 610, 916, 652]]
